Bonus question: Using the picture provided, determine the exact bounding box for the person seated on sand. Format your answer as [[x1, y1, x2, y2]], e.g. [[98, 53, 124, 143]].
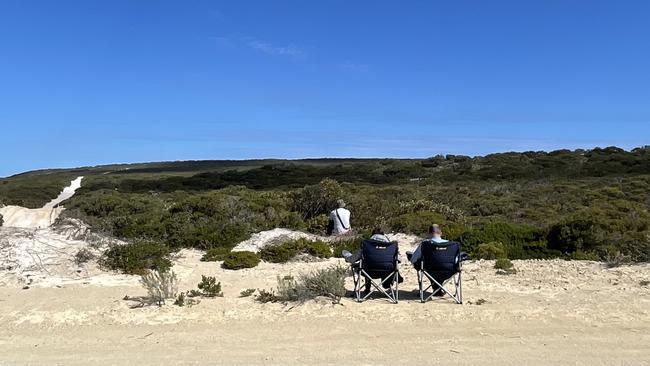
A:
[[328, 199, 352, 236]]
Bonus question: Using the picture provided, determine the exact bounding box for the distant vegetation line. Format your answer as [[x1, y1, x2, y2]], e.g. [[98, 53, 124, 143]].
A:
[[1, 146, 649, 268]]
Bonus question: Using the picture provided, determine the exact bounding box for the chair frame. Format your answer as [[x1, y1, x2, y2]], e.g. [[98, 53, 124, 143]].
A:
[[351, 242, 400, 304], [416, 241, 464, 304], [417, 260, 462, 304]]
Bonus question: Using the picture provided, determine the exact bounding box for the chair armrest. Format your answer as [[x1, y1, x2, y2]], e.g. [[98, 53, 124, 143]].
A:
[[460, 252, 470, 262]]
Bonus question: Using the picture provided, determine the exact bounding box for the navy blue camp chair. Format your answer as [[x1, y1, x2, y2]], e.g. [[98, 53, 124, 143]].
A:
[[416, 240, 468, 304], [352, 239, 400, 303]]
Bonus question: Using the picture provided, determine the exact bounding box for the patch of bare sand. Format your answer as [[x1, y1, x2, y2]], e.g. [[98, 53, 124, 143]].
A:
[[1, 237, 648, 365]]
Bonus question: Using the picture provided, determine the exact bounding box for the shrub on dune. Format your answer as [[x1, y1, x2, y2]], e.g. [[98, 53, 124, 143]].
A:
[[221, 251, 260, 270]]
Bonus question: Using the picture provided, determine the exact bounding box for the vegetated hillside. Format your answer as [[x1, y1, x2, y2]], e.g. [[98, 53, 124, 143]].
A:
[[1, 146, 649, 267]]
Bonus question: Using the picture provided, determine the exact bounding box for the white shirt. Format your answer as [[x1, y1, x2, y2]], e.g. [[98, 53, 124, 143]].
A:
[[330, 208, 351, 235]]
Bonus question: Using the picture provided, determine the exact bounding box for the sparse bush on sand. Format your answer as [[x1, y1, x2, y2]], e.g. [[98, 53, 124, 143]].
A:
[[494, 258, 516, 275], [100, 241, 172, 275], [221, 251, 260, 270], [197, 275, 223, 297], [256, 265, 347, 304], [604, 251, 631, 268], [331, 236, 363, 258], [259, 238, 332, 263], [140, 269, 178, 306], [240, 288, 256, 297]]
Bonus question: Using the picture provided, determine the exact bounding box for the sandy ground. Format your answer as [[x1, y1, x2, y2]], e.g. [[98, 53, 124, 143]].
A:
[[1, 247, 649, 365]]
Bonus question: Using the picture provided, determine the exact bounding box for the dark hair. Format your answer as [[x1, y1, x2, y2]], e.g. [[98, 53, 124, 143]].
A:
[[372, 227, 385, 235]]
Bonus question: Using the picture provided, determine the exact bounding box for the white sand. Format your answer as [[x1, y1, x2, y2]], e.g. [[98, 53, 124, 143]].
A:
[[0, 228, 648, 365], [0, 176, 83, 229]]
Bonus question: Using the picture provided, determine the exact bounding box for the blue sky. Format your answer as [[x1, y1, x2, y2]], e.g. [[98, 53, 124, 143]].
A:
[[1, 0, 649, 177]]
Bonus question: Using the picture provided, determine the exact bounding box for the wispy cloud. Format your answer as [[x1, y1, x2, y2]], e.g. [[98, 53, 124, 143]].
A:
[[341, 61, 369, 73], [248, 40, 303, 57]]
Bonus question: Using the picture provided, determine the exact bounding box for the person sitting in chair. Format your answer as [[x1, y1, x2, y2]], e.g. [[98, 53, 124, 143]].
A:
[[342, 227, 389, 264], [407, 223, 448, 264], [407, 224, 448, 296]]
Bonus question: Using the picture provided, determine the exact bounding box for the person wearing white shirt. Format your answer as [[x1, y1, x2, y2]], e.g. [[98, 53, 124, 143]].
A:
[[329, 199, 351, 236]]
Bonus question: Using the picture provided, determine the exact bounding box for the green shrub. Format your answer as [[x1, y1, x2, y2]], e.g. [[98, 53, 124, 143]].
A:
[[474, 242, 507, 259], [331, 236, 363, 258], [254, 288, 279, 303], [100, 241, 172, 275], [196, 275, 223, 297], [201, 247, 231, 262], [494, 258, 516, 274], [259, 238, 332, 263], [462, 222, 546, 259], [174, 292, 186, 306], [222, 251, 260, 270]]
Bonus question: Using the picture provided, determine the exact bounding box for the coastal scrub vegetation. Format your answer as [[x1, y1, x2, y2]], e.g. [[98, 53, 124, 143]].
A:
[[2, 147, 650, 268]]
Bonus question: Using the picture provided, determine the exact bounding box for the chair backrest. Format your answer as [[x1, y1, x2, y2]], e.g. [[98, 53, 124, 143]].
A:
[[421, 240, 461, 273], [361, 239, 398, 271]]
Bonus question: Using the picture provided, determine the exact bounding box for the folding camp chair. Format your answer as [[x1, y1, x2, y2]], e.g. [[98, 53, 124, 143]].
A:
[[416, 240, 468, 304], [352, 239, 400, 304]]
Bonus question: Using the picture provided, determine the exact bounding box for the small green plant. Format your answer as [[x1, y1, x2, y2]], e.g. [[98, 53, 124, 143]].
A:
[[494, 258, 516, 275], [222, 251, 260, 270], [174, 292, 186, 306], [240, 288, 256, 297], [139, 269, 178, 306], [639, 280, 649, 287], [197, 275, 223, 297], [254, 289, 279, 303], [201, 247, 232, 262]]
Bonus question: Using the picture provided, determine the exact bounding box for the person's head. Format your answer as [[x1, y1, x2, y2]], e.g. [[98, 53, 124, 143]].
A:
[[428, 224, 442, 237], [371, 227, 385, 236], [336, 199, 346, 208]]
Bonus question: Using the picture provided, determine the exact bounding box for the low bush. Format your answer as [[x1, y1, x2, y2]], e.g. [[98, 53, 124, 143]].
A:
[[222, 251, 260, 270], [254, 288, 279, 303], [99, 241, 172, 275], [139, 269, 178, 306], [331, 236, 363, 258], [240, 288, 256, 297], [494, 258, 516, 274], [259, 238, 332, 263], [201, 247, 231, 262], [257, 265, 347, 304], [474, 242, 507, 259], [197, 275, 223, 297]]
